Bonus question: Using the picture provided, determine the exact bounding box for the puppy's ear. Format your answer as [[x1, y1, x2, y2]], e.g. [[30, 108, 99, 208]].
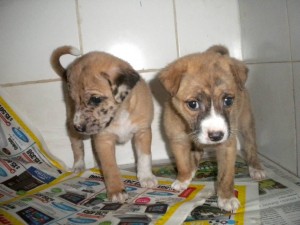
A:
[[159, 64, 185, 96], [111, 68, 140, 103], [230, 59, 248, 91], [206, 45, 229, 56]]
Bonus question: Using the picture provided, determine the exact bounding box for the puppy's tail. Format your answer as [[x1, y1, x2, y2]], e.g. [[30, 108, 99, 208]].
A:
[[50, 46, 81, 80], [206, 45, 229, 56]]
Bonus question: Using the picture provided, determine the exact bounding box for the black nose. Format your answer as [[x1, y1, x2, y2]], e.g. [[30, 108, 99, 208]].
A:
[[74, 124, 86, 133], [208, 131, 224, 142]]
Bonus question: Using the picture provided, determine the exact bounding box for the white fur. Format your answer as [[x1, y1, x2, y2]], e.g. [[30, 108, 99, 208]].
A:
[[70, 47, 81, 56], [198, 103, 228, 144], [111, 192, 128, 203], [73, 111, 82, 127], [109, 110, 137, 143], [249, 166, 266, 180], [218, 196, 240, 211], [171, 179, 190, 191], [136, 151, 157, 188], [72, 158, 85, 173], [114, 85, 129, 103], [171, 170, 195, 191]]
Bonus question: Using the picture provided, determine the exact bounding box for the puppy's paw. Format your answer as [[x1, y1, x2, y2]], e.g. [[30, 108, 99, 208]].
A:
[[218, 196, 240, 212], [249, 166, 266, 181], [138, 174, 158, 188], [72, 159, 85, 173], [171, 179, 190, 191], [110, 190, 128, 203]]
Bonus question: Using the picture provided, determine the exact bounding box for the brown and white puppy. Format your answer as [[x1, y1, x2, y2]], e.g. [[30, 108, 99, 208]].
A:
[[159, 45, 265, 211], [51, 46, 157, 202]]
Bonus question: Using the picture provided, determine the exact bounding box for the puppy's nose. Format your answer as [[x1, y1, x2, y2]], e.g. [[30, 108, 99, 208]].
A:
[[74, 124, 86, 133], [208, 131, 224, 142]]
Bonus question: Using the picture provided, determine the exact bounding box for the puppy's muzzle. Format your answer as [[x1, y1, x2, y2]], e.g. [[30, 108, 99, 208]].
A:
[[208, 131, 224, 142], [74, 123, 86, 133]]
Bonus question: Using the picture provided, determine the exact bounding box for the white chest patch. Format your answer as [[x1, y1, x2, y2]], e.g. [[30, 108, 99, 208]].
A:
[[110, 110, 137, 143]]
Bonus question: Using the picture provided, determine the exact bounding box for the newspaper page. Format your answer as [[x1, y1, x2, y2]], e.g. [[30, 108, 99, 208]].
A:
[[131, 154, 300, 225], [0, 88, 263, 225], [0, 168, 207, 225], [0, 90, 70, 204], [257, 156, 300, 225], [123, 157, 261, 225]]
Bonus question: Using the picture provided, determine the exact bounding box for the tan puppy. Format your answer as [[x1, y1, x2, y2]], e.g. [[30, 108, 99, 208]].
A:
[[51, 46, 157, 202], [159, 45, 265, 211]]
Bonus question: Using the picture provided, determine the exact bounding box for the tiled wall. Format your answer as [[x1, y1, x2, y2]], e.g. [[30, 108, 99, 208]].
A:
[[0, 1, 299, 176], [239, 0, 300, 175]]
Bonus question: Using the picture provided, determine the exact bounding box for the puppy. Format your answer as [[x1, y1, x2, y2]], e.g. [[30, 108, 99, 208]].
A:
[[159, 45, 265, 211], [51, 46, 157, 202]]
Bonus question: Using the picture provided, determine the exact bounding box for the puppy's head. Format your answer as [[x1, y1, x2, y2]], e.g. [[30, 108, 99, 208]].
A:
[[159, 45, 248, 145], [52, 48, 140, 135]]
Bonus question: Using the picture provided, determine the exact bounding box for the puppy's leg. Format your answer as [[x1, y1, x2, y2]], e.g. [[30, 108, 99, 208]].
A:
[[216, 140, 240, 211], [170, 138, 197, 191], [93, 134, 128, 203], [240, 95, 265, 180], [134, 127, 158, 188], [68, 125, 85, 173]]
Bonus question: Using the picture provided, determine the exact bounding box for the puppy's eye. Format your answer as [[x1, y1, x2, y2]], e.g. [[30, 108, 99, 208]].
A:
[[187, 100, 200, 110], [224, 96, 234, 107], [88, 96, 102, 106]]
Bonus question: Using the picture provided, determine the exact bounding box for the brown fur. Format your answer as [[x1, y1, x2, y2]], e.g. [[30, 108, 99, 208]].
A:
[[51, 46, 157, 202], [159, 45, 265, 211]]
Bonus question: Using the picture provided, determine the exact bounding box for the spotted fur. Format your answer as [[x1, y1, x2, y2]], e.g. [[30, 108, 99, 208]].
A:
[[50, 46, 157, 202]]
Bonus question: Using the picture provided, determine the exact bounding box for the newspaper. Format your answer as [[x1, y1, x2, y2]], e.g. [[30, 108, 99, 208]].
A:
[[127, 155, 300, 225], [258, 156, 300, 225], [0, 88, 298, 224]]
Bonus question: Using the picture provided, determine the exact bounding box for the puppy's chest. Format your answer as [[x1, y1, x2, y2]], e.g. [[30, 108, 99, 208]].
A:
[[108, 110, 137, 143]]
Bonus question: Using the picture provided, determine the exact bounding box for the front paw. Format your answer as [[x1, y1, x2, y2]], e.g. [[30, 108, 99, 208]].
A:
[[249, 166, 266, 181], [138, 174, 158, 188], [109, 189, 128, 203], [171, 179, 190, 191], [72, 159, 85, 173], [218, 196, 240, 211]]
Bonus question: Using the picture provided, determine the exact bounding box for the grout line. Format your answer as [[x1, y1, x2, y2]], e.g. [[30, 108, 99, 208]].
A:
[[236, 0, 244, 60], [245, 60, 300, 65], [75, 0, 84, 54], [259, 153, 298, 177], [0, 78, 62, 88], [285, 0, 293, 62], [172, 0, 180, 58], [2, 59, 300, 88], [285, 0, 298, 174], [0, 69, 161, 88]]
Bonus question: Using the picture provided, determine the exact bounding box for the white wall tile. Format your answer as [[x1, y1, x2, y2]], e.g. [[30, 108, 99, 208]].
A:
[[176, 0, 242, 59], [287, 0, 300, 61], [0, 0, 80, 84], [78, 0, 177, 71], [292, 63, 300, 175], [246, 63, 297, 174], [239, 0, 291, 63]]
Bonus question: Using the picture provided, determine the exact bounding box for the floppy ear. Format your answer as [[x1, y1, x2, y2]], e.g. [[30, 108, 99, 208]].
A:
[[206, 45, 229, 56], [111, 68, 140, 103], [158, 64, 185, 96], [230, 59, 248, 91]]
